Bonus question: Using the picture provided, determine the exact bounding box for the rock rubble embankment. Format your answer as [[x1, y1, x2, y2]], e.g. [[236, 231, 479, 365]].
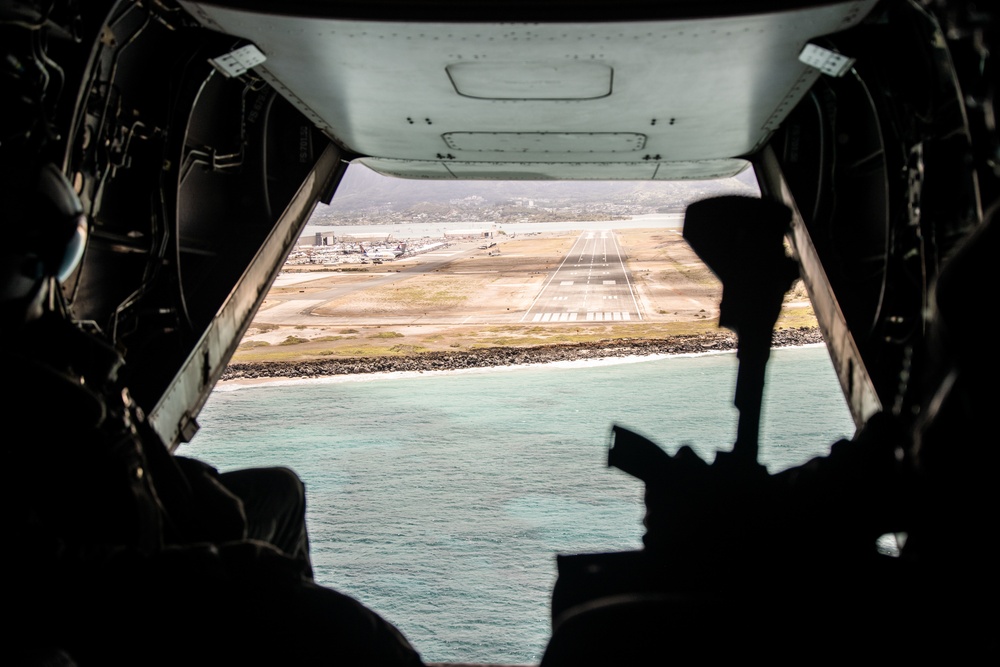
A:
[[221, 327, 824, 382]]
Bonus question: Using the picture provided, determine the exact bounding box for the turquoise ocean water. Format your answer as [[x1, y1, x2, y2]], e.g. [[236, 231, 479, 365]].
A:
[[178, 345, 855, 664]]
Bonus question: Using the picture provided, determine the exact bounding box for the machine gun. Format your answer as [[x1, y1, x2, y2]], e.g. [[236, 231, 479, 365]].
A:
[[608, 195, 799, 490]]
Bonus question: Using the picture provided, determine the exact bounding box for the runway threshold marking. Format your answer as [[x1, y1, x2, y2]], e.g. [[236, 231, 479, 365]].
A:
[[531, 311, 633, 322], [532, 312, 581, 322]]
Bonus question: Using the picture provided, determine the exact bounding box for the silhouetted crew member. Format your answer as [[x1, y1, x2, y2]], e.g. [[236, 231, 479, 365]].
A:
[[4, 163, 425, 666]]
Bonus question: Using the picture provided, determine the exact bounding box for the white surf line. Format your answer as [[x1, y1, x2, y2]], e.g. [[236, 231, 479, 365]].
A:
[[611, 231, 644, 321], [520, 231, 588, 322]]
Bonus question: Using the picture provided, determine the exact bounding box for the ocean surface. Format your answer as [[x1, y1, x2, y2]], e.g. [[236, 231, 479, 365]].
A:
[[178, 345, 855, 664]]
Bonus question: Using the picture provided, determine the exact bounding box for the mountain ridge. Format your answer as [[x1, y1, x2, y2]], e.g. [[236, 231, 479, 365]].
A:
[[309, 164, 761, 224]]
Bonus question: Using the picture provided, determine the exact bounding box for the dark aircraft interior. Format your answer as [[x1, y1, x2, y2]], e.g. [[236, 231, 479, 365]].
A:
[[3, 0, 996, 663]]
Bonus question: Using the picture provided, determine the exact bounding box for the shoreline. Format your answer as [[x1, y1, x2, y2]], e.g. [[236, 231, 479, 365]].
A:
[[220, 326, 824, 383]]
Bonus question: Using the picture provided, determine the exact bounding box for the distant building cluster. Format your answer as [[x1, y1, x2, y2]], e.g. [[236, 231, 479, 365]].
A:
[[285, 230, 491, 266]]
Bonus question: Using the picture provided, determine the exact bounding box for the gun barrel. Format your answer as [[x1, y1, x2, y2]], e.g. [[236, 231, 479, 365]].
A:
[[607, 425, 671, 482]]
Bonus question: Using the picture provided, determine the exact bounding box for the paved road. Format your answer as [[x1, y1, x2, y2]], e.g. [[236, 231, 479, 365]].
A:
[[521, 231, 642, 323]]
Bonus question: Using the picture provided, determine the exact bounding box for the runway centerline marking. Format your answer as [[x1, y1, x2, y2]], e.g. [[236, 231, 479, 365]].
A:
[[521, 231, 643, 323]]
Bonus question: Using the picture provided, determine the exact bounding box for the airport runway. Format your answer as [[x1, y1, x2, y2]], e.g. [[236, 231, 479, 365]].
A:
[[255, 231, 646, 327], [521, 231, 642, 323]]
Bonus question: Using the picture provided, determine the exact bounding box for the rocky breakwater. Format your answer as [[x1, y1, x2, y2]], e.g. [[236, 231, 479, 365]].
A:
[[220, 327, 824, 382]]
